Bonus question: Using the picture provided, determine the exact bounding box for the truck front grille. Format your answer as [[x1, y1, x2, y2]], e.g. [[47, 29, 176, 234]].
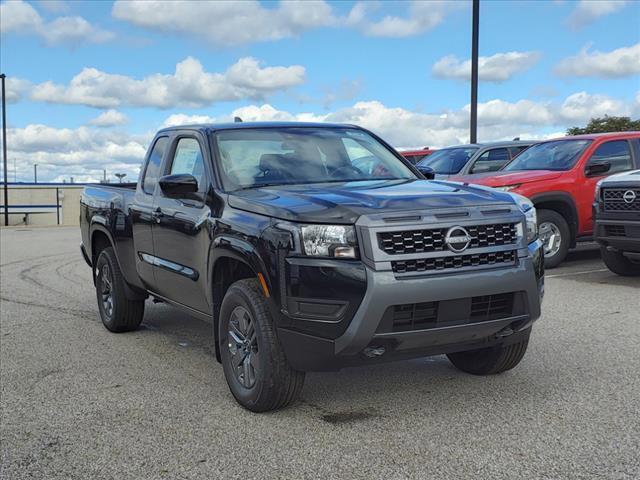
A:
[[378, 223, 518, 255], [377, 292, 518, 333], [603, 189, 640, 212], [391, 250, 517, 274]]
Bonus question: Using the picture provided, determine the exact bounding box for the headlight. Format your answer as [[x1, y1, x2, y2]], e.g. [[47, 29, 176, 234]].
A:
[[494, 185, 521, 192], [510, 193, 537, 243], [301, 225, 358, 258]]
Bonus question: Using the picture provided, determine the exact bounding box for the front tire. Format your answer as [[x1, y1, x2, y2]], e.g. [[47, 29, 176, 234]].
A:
[[447, 333, 530, 375], [95, 247, 144, 332], [219, 279, 305, 412], [538, 209, 570, 269], [600, 246, 640, 276]]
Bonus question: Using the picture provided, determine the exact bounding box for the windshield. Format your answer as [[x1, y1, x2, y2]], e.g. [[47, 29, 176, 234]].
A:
[[215, 127, 417, 190], [504, 139, 592, 171], [417, 147, 479, 174]]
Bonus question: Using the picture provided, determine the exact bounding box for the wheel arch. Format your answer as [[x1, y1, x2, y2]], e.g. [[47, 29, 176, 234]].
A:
[[209, 236, 274, 362], [530, 192, 579, 247]]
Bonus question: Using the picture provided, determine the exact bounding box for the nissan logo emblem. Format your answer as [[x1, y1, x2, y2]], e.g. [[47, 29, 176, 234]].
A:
[[623, 190, 637, 204], [445, 226, 473, 253]]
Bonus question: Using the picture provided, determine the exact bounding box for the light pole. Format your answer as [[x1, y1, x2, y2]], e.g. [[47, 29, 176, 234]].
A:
[[115, 173, 126, 183], [470, 0, 479, 144], [1, 73, 8, 226]]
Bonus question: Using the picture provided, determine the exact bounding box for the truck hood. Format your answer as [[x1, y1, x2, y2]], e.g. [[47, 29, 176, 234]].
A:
[[450, 170, 563, 187], [227, 179, 516, 224]]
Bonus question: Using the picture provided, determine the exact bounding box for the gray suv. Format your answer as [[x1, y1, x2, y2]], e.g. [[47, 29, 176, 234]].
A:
[[417, 141, 535, 179]]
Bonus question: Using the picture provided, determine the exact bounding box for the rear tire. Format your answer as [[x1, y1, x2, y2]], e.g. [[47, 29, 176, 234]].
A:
[[447, 333, 530, 375], [600, 246, 640, 276], [219, 278, 305, 412], [538, 209, 570, 269], [95, 247, 144, 332]]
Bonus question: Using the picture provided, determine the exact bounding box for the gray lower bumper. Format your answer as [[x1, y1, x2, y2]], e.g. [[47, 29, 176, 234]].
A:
[[335, 243, 543, 356]]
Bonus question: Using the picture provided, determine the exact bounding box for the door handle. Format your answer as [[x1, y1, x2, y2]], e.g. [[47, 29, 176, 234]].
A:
[[152, 207, 164, 223]]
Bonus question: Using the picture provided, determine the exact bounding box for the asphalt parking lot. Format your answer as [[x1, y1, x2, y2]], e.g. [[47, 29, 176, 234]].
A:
[[1, 226, 639, 480]]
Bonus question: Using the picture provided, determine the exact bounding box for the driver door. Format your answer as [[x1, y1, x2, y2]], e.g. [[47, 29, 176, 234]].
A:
[[582, 139, 635, 232], [150, 134, 212, 313]]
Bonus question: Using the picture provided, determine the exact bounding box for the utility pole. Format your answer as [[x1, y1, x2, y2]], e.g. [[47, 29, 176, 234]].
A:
[[470, 0, 480, 144], [1, 73, 8, 226], [34, 164, 38, 183]]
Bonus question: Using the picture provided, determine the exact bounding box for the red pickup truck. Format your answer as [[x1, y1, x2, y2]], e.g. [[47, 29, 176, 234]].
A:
[[452, 132, 640, 267]]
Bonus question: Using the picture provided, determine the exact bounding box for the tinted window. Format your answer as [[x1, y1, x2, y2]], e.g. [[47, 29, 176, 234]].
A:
[[215, 128, 416, 190], [504, 140, 591, 171], [470, 148, 510, 173], [509, 145, 529, 158], [403, 154, 425, 165], [588, 140, 633, 175], [142, 137, 168, 194], [418, 147, 478, 174], [169, 138, 206, 191]]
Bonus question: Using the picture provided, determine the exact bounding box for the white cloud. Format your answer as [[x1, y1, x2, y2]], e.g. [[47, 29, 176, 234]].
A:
[[111, 0, 461, 45], [30, 57, 306, 109], [4, 124, 150, 182], [0, 0, 114, 46], [558, 91, 627, 122], [4, 77, 32, 103], [162, 114, 217, 128], [346, 1, 459, 37], [88, 110, 129, 127], [112, 0, 335, 46], [6, 90, 632, 182], [162, 92, 631, 150], [567, 0, 629, 29], [432, 51, 541, 82], [555, 43, 640, 78]]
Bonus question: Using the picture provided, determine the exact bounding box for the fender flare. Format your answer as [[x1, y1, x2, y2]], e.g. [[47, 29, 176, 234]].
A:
[[529, 191, 579, 245], [208, 234, 275, 362], [89, 220, 146, 300]]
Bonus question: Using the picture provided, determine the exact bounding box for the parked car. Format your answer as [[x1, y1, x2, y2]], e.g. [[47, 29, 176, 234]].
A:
[[416, 141, 534, 178], [593, 169, 640, 276], [80, 122, 544, 412], [452, 132, 640, 268], [400, 147, 435, 165]]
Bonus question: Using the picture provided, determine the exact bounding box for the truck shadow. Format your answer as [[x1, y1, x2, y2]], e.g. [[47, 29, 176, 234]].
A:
[[137, 303, 563, 420]]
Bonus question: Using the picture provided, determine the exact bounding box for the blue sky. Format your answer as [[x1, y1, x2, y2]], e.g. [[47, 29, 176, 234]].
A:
[[1, 0, 639, 182]]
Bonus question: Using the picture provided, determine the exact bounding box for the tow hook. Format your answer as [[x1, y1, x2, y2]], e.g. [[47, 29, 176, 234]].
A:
[[495, 327, 514, 338], [363, 346, 386, 358]]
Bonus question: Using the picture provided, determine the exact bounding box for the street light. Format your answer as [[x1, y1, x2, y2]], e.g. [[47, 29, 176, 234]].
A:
[[470, 0, 480, 144], [1, 73, 8, 226], [115, 173, 126, 183]]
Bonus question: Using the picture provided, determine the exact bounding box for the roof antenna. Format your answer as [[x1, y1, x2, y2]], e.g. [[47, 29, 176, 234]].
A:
[[234, 116, 243, 123]]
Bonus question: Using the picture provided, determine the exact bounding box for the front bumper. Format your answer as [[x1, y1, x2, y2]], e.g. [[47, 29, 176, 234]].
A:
[[594, 218, 640, 253], [278, 241, 544, 371]]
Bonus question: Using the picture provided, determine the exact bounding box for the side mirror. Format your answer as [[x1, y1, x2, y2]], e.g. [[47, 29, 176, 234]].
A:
[[585, 161, 611, 177], [159, 174, 198, 197], [416, 165, 436, 180]]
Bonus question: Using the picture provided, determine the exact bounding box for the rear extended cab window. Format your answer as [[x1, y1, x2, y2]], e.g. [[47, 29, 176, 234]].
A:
[[141, 136, 169, 194]]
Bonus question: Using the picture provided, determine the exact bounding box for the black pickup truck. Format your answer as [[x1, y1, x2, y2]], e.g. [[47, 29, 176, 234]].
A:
[[594, 169, 640, 276], [80, 122, 544, 412]]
